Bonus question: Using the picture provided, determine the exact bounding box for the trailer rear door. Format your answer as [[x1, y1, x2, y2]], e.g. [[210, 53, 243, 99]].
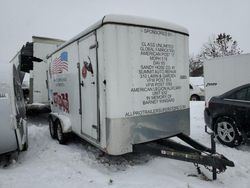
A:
[[78, 32, 99, 140]]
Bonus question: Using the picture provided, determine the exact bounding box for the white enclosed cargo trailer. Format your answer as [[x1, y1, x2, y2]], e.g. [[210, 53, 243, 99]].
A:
[[204, 53, 250, 103], [0, 63, 28, 155], [47, 15, 190, 155], [10, 36, 65, 108], [47, 15, 235, 177]]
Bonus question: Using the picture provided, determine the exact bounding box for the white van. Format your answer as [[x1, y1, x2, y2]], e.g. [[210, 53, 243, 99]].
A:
[[189, 83, 204, 101], [0, 63, 28, 156]]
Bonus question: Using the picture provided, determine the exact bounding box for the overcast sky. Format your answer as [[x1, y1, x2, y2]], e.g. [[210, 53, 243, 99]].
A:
[[0, 0, 249, 63]]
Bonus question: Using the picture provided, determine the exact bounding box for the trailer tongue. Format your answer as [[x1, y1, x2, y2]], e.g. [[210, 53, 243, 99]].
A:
[[134, 133, 234, 180]]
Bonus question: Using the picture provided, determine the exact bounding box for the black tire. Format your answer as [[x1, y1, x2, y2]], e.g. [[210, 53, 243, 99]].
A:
[[49, 117, 57, 139], [22, 140, 28, 151], [56, 120, 66, 144], [22, 123, 28, 151], [214, 117, 242, 147], [190, 94, 200, 101]]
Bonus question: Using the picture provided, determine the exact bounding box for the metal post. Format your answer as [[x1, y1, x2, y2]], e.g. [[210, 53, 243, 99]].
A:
[[211, 133, 217, 180]]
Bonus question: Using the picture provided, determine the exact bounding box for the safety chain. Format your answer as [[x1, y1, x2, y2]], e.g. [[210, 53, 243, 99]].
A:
[[194, 163, 201, 174]]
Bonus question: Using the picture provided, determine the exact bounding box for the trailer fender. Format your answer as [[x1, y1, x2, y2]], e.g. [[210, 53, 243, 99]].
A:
[[49, 113, 72, 133]]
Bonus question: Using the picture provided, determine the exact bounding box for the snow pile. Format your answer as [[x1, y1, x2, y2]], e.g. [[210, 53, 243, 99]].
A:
[[1, 102, 250, 188]]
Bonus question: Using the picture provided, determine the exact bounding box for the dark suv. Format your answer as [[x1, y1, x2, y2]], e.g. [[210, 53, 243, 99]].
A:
[[204, 83, 250, 147]]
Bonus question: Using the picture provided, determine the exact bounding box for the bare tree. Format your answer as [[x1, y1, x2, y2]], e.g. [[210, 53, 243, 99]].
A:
[[189, 54, 203, 73], [202, 33, 242, 59], [189, 33, 243, 75]]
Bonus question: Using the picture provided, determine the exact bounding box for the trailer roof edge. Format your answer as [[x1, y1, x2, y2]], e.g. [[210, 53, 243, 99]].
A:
[[204, 53, 250, 63], [32, 36, 66, 45], [47, 14, 189, 59], [9, 51, 21, 64]]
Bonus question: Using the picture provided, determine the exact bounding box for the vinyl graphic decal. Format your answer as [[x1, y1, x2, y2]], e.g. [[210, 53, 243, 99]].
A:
[[51, 52, 68, 75], [82, 56, 93, 79]]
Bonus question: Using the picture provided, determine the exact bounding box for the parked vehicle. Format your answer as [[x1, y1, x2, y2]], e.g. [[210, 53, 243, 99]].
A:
[[0, 63, 28, 156], [47, 14, 191, 154], [189, 83, 204, 101], [204, 84, 250, 147], [204, 54, 250, 147], [10, 36, 65, 111], [45, 15, 235, 176]]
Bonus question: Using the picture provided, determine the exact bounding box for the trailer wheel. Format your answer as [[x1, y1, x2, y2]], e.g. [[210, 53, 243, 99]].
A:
[[56, 120, 66, 144], [22, 123, 29, 151], [49, 117, 56, 139], [22, 141, 28, 151], [215, 117, 242, 147]]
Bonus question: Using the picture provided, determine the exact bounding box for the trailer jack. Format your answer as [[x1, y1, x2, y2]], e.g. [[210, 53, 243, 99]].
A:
[[134, 133, 234, 180]]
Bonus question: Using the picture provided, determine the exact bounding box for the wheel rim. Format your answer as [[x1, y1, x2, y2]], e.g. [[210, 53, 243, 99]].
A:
[[217, 121, 235, 143], [57, 124, 63, 141]]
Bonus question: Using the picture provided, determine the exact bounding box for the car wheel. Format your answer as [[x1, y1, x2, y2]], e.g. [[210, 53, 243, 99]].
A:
[[49, 117, 56, 139], [190, 95, 200, 101], [56, 120, 66, 144], [215, 117, 241, 147]]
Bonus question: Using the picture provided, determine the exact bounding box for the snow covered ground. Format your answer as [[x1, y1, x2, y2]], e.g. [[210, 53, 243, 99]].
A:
[[1, 102, 250, 188]]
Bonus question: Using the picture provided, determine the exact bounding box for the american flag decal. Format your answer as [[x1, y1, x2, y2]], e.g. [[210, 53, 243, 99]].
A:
[[52, 52, 68, 74]]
